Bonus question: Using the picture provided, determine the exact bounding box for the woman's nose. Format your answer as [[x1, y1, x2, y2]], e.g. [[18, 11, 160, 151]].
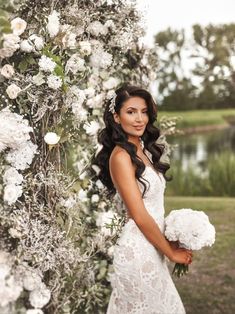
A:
[[136, 112, 144, 121]]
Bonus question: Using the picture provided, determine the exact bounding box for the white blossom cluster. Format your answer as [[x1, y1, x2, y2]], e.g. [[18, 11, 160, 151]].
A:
[[0, 108, 37, 204], [164, 208, 216, 250]]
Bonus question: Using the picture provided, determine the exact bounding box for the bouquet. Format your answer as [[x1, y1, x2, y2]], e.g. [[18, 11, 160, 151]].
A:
[[164, 208, 216, 277]]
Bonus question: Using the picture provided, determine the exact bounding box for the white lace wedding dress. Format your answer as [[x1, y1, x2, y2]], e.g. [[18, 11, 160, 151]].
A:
[[106, 164, 186, 314]]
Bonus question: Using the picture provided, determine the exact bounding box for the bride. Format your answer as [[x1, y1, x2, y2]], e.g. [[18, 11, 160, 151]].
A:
[[93, 84, 193, 314]]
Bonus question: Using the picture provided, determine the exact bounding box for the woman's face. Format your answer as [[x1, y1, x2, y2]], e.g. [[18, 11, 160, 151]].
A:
[[113, 96, 149, 139]]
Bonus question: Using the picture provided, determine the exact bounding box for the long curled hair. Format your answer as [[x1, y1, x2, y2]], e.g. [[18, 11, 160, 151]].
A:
[[90, 84, 171, 198]]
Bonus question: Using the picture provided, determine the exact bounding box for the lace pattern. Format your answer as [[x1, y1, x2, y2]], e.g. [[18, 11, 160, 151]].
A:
[[106, 162, 186, 314]]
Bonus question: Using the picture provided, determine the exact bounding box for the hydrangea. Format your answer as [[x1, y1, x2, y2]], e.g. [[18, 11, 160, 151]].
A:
[[38, 55, 56, 73], [164, 208, 216, 277], [87, 21, 108, 36], [6, 141, 38, 170], [165, 208, 216, 250], [89, 48, 112, 69], [65, 54, 85, 74], [47, 74, 62, 90]]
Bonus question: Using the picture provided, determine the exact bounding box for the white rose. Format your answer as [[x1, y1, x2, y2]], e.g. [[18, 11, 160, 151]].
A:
[[3, 167, 23, 185], [29, 34, 44, 50], [0, 64, 15, 79], [44, 132, 60, 145], [29, 283, 51, 309], [23, 271, 42, 291], [20, 40, 34, 53], [6, 83, 22, 99], [3, 34, 20, 50], [11, 17, 27, 35], [4, 184, 23, 205]]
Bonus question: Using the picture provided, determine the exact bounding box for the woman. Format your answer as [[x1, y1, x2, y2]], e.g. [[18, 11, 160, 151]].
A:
[[93, 84, 192, 314]]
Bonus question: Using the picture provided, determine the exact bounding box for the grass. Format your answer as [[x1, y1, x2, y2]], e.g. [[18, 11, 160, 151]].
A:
[[165, 196, 235, 314], [158, 108, 235, 129]]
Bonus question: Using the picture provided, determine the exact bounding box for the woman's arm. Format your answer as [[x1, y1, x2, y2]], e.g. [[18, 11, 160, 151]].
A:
[[109, 150, 175, 260]]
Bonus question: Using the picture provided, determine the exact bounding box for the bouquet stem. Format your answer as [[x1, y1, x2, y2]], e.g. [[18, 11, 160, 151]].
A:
[[172, 263, 189, 277]]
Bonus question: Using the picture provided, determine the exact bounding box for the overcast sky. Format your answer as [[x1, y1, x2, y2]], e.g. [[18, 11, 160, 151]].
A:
[[137, 0, 235, 46]]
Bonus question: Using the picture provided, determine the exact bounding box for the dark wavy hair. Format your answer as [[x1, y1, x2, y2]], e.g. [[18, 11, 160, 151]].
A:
[[90, 83, 171, 198]]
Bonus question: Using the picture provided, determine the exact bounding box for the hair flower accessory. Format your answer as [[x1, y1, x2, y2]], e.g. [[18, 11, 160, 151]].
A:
[[108, 91, 117, 114]]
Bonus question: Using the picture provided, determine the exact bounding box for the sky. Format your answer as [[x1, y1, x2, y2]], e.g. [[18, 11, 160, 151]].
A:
[[136, 0, 235, 47]]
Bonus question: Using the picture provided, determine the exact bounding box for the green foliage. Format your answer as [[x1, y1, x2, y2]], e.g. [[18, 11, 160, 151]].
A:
[[166, 151, 235, 197]]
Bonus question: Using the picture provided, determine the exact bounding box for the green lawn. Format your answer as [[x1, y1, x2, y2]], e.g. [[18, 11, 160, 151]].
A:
[[165, 196, 235, 314], [158, 108, 235, 129]]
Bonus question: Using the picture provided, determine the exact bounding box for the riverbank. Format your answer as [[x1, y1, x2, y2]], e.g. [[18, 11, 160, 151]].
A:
[[165, 196, 235, 314], [158, 108, 235, 133]]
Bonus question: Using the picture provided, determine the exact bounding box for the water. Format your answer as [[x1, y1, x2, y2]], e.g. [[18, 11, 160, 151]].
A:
[[167, 126, 235, 176]]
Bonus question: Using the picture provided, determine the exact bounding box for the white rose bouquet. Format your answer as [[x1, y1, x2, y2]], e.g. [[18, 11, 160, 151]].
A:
[[164, 208, 216, 277]]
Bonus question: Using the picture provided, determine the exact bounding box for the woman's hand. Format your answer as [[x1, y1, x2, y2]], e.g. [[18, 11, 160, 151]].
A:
[[168, 240, 180, 250], [170, 247, 193, 265]]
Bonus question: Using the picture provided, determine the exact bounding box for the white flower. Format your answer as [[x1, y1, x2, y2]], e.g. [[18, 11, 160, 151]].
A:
[[83, 121, 100, 136], [64, 32, 77, 49], [90, 48, 112, 69], [3, 34, 20, 50], [164, 208, 216, 250], [11, 17, 27, 36], [20, 40, 34, 53], [0, 275, 23, 307], [0, 47, 16, 59], [6, 83, 22, 99], [79, 41, 92, 55], [44, 132, 60, 145], [47, 10, 60, 37], [6, 141, 37, 170], [26, 309, 44, 314], [29, 283, 51, 308], [96, 210, 115, 236], [23, 270, 42, 291], [64, 86, 86, 108], [65, 54, 85, 75], [38, 55, 56, 73], [0, 108, 33, 152], [103, 77, 120, 90], [78, 188, 88, 202], [29, 34, 44, 50], [0, 64, 15, 79], [60, 196, 77, 209], [91, 194, 99, 203], [87, 21, 108, 36], [4, 184, 23, 205], [86, 93, 104, 109], [32, 73, 45, 86], [47, 74, 62, 90], [3, 167, 23, 185], [0, 264, 11, 280], [84, 87, 95, 98]]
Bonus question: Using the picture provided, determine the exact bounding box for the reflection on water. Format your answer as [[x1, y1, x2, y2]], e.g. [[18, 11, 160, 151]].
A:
[[167, 126, 235, 175]]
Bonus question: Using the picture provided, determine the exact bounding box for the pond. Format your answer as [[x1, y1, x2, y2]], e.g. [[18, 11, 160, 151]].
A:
[[167, 126, 235, 176]]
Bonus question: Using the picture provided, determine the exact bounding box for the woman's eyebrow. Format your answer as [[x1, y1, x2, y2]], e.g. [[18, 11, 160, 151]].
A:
[[126, 106, 147, 110]]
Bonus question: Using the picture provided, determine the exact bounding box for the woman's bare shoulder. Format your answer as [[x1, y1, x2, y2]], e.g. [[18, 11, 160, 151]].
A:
[[109, 146, 135, 175]]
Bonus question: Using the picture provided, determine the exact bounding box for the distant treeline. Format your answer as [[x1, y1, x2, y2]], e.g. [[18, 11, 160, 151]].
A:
[[155, 24, 235, 110]]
